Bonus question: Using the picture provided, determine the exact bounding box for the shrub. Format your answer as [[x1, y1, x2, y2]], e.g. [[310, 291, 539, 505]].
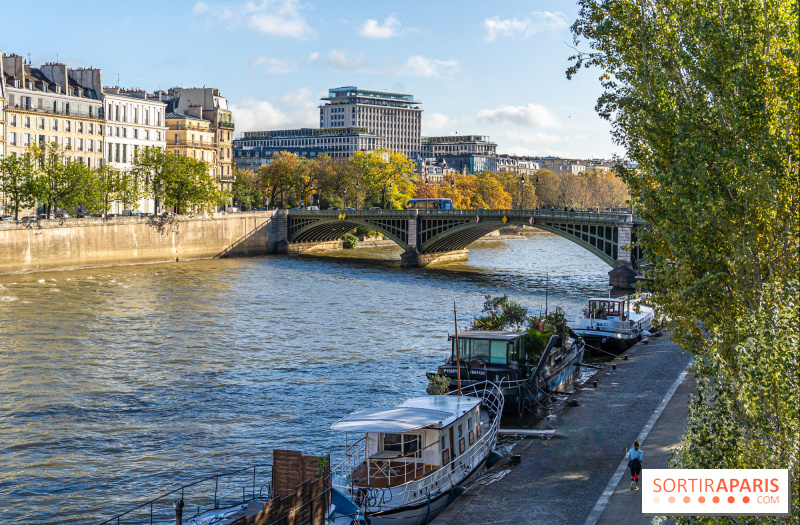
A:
[[428, 375, 451, 395], [355, 225, 377, 238], [342, 233, 358, 249]]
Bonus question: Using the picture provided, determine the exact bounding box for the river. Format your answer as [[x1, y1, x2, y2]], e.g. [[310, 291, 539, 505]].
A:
[[0, 233, 612, 524]]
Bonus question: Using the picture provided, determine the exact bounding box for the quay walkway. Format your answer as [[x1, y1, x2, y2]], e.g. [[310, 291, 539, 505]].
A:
[[434, 333, 693, 525]]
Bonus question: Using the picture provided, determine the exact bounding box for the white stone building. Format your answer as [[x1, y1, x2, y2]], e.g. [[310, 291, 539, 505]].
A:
[[102, 89, 167, 213]]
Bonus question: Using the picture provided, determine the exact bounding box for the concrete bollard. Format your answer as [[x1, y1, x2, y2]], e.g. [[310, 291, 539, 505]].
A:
[[612, 364, 617, 370], [624, 355, 629, 361], [592, 380, 598, 388], [174, 499, 184, 525]]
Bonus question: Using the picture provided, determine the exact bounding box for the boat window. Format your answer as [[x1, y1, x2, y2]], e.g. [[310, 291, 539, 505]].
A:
[[441, 436, 446, 450], [457, 338, 509, 364], [458, 424, 463, 438], [468, 416, 473, 429], [383, 433, 422, 458], [608, 302, 621, 316]]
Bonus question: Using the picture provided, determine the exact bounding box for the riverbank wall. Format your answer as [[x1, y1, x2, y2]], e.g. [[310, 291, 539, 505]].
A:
[[0, 211, 277, 275]]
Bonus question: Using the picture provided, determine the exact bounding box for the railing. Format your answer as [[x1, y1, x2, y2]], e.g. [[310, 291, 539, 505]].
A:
[[97, 464, 272, 525], [218, 121, 235, 129], [332, 382, 504, 512], [8, 103, 105, 119], [288, 208, 643, 223], [168, 139, 219, 148]]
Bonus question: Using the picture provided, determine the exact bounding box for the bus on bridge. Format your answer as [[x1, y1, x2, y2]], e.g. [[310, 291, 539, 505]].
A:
[[406, 198, 454, 210]]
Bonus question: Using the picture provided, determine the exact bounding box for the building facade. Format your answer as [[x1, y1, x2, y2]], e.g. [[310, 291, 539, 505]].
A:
[[161, 87, 235, 190], [234, 127, 382, 171], [102, 88, 167, 213], [320, 86, 421, 158], [165, 110, 216, 172], [418, 135, 498, 175], [2, 55, 105, 168]]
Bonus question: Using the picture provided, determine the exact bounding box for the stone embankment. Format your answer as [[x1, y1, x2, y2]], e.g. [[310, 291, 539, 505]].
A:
[[0, 211, 276, 275], [435, 333, 693, 525]]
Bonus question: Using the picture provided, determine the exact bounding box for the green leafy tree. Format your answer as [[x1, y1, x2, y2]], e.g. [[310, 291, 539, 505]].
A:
[[351, 149, 417, 209], [161, 154, 219, 215], [0, 153, 36, 220], [29, 143, 94, 216], [131, 147, 170, 213], [470, 294, 528, 331], [231, 170, 261, 209], [570, 0, 799, 519]]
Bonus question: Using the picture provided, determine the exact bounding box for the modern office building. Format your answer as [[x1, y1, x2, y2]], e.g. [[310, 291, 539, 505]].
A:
[[234, 127, 382, 171], [160, 87, 235, 190], [233, 85, 421, 171], [320, 86, 421, 157], [2, 55, 105, 168]]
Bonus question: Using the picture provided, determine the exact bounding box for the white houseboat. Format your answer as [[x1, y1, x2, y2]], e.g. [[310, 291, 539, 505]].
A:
[[572, 296, 654, 354], [330, 382, 503, 525]]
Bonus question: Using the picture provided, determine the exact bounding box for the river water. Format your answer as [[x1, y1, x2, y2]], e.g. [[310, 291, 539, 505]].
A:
[[0, 233, 611, 524]]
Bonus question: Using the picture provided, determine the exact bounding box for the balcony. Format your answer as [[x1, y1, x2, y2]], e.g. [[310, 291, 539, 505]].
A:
[[7, 103, 104, 120], [218, 121, 235, 129], [168, 139, 218, 148]]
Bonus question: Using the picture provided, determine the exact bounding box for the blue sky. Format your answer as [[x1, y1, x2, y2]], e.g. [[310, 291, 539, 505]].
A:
[[2, 0, 618, 159]]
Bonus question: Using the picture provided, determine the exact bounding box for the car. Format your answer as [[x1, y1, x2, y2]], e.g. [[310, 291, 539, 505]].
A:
[[227, 207, 240, 213], [306, 206, 320, 211], [21, 215, 38, 222], [161, 211, 174, 216], [55, 213, 70, 219], [38, 214, 55, 220], [368, 207, 382, 210], [345, 207, 356, 211], [77, 211, 93, 218], [106, 213, 121, 218], [327, 206, 340, 211], [140, 212, 154, 217], [2, 216, 15, 221]]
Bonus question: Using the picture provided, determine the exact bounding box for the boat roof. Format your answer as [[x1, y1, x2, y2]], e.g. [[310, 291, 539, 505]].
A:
[[587, 297, 627, 302], [331, 396, 481, 433], [451, 330, 526, 341]]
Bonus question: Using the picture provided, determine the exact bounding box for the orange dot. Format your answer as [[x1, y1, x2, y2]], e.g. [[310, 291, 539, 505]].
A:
[[653, 497, 661, 503], [698, 496, 706, 503], [683, 496, 691, 503], [668, 496, 676, 503], [743, 496, 750, 504], [728, 496, 735, 504], [713, 496, 720, 503]]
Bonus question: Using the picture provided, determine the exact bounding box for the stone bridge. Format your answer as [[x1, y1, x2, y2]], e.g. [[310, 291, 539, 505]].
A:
[[272, 209, 648, 288]]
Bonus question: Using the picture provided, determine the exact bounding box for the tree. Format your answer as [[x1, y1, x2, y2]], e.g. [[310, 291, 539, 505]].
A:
[[131, 147, 170, 213], [161, 154, 219, 215], [570, 0, 799, 519], [259, 152, 301, 208], [531, 169, 561, 209], [29, 143, 94, 216], [0, 153, 36, 220], [470, 172, 512, 209], [351, 149, 417, 209], [231, 170, 261, 209]]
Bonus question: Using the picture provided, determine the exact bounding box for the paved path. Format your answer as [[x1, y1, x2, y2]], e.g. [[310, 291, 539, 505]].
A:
[[434, 333, 693, 525]]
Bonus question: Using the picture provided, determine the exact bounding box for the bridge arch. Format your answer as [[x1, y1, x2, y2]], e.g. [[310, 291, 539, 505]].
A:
[[288, 214, 409, 249]]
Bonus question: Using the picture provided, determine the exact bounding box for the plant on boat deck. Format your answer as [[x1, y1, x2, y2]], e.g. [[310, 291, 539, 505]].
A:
[[428, 374, 451, 395], [313, 455, 329, 477], [524, 330, 550, 361], [470, 295, 528, 331]]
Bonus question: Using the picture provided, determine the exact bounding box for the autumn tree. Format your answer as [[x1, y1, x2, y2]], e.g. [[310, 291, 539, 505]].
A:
[[351, 149, 417, 209], [571, 0, 799, 519], [231, 169, 262, 209]]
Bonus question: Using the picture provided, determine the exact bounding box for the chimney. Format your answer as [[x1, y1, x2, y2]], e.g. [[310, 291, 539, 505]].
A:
[[40, 62, 68, 93], [68, 67, 103, 98], [187, 104, 203, 118], [2, 54, 25, 85]]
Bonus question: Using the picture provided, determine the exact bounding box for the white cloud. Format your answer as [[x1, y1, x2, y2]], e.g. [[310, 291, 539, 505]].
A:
[[327, 50, 363, 71], [422, 112, 454, 133], [307, 52, 319, 62], [192, 0, 313, 39], [230, 90, 318, 132], [359, 14, 402, 39], [249, 55, 297, 74], [399, 55, 459, 77], [478, 103, 561, 128], [482, 11, 569, 41]]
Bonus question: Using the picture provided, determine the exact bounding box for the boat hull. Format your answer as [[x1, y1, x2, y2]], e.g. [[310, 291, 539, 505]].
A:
[[362, 454, 489, 525], [572, 330, 638, 355]]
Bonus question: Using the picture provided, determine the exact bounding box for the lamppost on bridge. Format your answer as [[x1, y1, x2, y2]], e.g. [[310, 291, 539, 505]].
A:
[[425, 176, 429, 209], [355, 181, 360, 210], [520, 174, 526, 210], [535, 176, 540, 209], [343, 187, 348, 209]]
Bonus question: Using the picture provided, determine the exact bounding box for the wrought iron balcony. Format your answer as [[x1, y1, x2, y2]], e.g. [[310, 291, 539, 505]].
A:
[[7, 103, 104, 120]]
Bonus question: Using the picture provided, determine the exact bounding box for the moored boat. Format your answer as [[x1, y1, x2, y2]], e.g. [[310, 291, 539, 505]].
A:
[[572, 295, 654, 354], [427, 330, 585, 415], [330, 381, 504, 525]]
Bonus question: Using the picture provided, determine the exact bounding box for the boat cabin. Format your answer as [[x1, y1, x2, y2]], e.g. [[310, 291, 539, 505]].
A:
[[331, 396, 484, 489], [433, 331, 529, 383], [585, 298, 630, 321]]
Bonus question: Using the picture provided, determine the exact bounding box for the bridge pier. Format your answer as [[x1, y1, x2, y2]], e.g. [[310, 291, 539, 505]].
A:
[[401, 249, 470, 267], [608, 214, 637, 289]]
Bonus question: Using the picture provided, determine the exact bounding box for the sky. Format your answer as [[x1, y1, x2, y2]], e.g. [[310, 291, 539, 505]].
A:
[[1, 0, 619, 159]]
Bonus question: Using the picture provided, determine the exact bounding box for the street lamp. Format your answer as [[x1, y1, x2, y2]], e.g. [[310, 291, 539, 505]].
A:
[[520, 174, 526, 211], [425, 176, 429, 209], [535, 176, 540, 209], [343, 187, 348, 209], [355, 181, 360, 210]]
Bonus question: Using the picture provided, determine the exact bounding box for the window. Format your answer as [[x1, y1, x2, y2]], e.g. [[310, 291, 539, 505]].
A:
[[65, 121, 71, 132], [37, 118, 45, 130], [108, 143, 113, 162], [77, 122, 83, 133], [52, 119, 59, 131], [115, 143, 120, 163], [9, 132, 17, 146], [24, 116, 31, 128], [9, 114, 17, 127], [382, 433, 421, 458]]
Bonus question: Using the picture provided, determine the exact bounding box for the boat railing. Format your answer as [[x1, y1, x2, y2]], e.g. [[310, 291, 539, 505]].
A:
[[97, 464, 273, 525], [333, 435, 367, 482]]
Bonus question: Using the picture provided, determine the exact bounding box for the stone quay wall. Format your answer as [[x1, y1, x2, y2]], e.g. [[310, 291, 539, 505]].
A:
[[0, 211, 277, 275]]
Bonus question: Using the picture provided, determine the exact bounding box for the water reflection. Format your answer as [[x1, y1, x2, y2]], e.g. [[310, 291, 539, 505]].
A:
[[0, 233, 610, 524]]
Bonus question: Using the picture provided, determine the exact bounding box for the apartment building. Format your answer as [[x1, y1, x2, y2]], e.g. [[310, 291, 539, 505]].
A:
[[102, 88, 167, 213], [161, 87, 234, 190], [2, 55, 105, 168], [419, 135, 498, 175], [165, 110, 216, 172]]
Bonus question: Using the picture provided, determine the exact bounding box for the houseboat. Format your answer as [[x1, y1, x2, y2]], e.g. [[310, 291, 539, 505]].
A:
[[572, 296, 654, 354], [427, 331, 584, 415], [330, 381, 503, 525]]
